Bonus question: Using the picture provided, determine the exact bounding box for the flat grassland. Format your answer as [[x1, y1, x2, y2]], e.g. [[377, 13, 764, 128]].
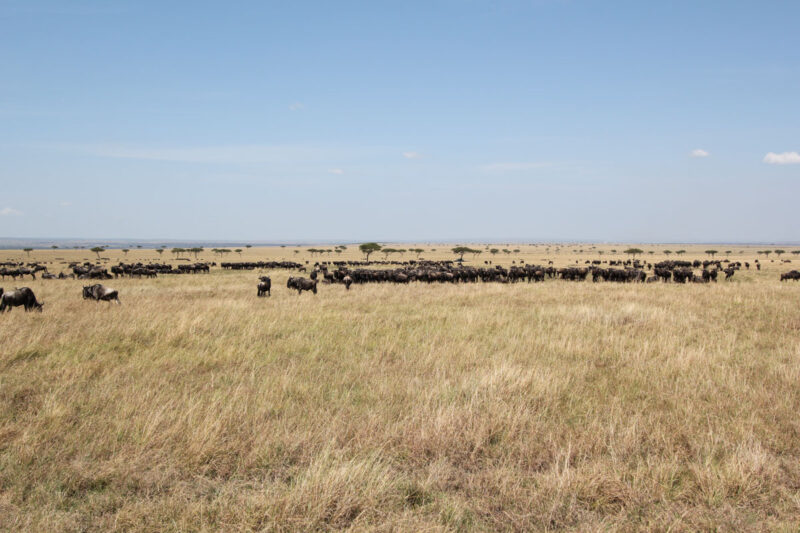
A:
[[1, 245, 799, 531]]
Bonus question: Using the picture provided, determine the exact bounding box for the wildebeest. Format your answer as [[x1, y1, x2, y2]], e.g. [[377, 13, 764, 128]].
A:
[[780, 270, 800, 281], [82, 284, 121, 304], [257, 276, 271, 297], [287, 276, 317, 294], [343, 275, 352, 290], [0, 287, 43, 312]]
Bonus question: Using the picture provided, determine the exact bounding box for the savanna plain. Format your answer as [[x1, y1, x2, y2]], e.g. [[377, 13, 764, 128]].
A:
[[1, 244, 799, 532]]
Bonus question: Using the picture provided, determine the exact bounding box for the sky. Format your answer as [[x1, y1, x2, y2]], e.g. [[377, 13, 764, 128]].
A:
[[1, 0, 799, 243]]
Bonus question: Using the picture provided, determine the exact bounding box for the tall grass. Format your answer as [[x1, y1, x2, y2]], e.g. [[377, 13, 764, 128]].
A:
[[1, 247, 799, 530]]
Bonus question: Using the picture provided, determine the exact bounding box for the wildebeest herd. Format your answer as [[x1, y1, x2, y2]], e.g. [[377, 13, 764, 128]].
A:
[[1, 257, 798, 313]]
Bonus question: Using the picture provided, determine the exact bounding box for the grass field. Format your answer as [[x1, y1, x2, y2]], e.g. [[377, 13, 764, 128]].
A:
[[1, 244, 800, 531]]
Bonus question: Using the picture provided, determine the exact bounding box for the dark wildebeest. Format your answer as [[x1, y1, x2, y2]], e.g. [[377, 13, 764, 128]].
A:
[[287, 276, 317, 295], [83, 284, 121, 304], [343, 275, 352, 290], [780, 270, 800, 281], [0, 287, 43, 312], [257, 276, 271, 297]]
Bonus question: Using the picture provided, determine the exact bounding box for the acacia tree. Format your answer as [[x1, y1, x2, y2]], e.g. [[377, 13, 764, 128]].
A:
[[624, 248, 643, 259], [121, 248, 130, 257], [663, 250, 672, 256], [155, 249, 164, 258], [359, 242, 382, 262], [235, 248, 243, 258], [705, 250, 718, 258], [452, 246, 478, 261], [91, 246, 105, 259], [775, 249, 785, 258], [23, 248, 33, 258]]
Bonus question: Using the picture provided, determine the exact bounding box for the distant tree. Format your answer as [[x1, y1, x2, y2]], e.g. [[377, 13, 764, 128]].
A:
[[452, 246, 479, 260], [335, 249, 342, 255], [359, 242, 382, 262], [725, 250, 732, 256], [245, 244, 252, 248], [792, 250, 800, 256], [90, 246, 105, 259], [413, 248, 424, 258], [676, 250, 686, 255], [490, 248, 499, 256], [763, 250, 771, 258], [294, 250, 299, 254], [610, 249, 617, 254], [502, 249, 511, 255], [339, 245, 347, 250], [51, 245, 58, 249], [121, 248, 130, 257], [774, 249, 785, 258], [235, 248, 243, 258], [171, 247, 184, 258], [648, 251, 654, 255], [136, 245, 142, 248], [624, 248, 643, 258], [663, 250, 672, 256], [705, 250, 718, 258], [513, 249, 520, 253], [155, 249, 164, 257], [382, 248, 397, 260], [23, 247, 33, 257]]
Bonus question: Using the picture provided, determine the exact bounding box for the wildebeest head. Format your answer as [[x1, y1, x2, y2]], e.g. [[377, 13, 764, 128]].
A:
[[82, 285, 95, 299]]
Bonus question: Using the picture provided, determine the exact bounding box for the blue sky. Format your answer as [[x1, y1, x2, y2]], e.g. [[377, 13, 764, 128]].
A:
[[1, 0, 798, 242]]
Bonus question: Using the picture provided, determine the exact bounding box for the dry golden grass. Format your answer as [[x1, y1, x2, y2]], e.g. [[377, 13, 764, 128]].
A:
[[1, 244, 799, 531]]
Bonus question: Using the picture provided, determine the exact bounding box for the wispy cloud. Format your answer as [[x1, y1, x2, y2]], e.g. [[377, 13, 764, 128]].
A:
[[0, 207, 22, 216], [763, 151, 800, 165], [328, 168, 344, 175], [402, 151, 422, 159], [56, 143, 350, 164], [690, 149, 710, 158], [289, 102, 304, 111], [481, 162, 554, 172]]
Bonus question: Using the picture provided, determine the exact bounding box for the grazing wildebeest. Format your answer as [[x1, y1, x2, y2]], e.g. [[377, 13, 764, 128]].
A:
[[343, 275, 352, 290], [257, 276, 271, 297], [83, 284, 121, 304], [780, 270, 800, 281], [287, 276, 317, 294], [0, 287, 43, 312], [724, 267, 736, 280]]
